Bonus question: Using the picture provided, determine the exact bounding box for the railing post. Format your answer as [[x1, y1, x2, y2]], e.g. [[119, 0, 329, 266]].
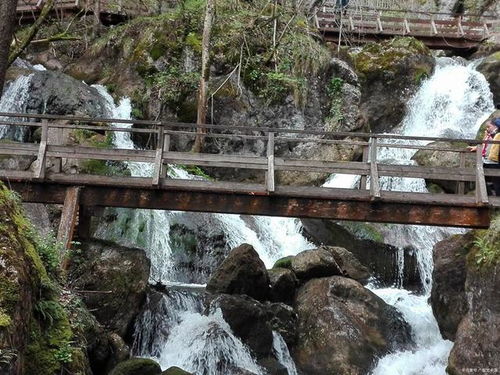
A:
[[58, 186, 81, 270], [457, 152, 466, 195], [376, 12, 383, 32], [161, 132, 170, 179], [475, 146, 488, 204], [360, 143, 369, 190], [457, 16, 465, 36], [152, 125, 164, 186], [369, 137, 380, 199], [403, 18, 410, 34], [34, 120, 49, 179], [266, 132, 275, 193], [431, 15, 438, 34]]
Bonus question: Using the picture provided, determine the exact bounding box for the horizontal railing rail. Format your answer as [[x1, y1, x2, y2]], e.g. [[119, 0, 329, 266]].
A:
[[0, 113, 499, 209]]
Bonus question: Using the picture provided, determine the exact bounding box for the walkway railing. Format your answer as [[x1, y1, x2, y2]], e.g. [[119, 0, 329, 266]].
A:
[[0, 112, 499, 208]]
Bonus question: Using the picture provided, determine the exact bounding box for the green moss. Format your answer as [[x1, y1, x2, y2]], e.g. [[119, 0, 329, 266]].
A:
[[340, 221, 384, 243], [0, 309, 12, 327], [352, 37, 431, 77], [468, 215, 500, 269], [273, 256, 294, 269]]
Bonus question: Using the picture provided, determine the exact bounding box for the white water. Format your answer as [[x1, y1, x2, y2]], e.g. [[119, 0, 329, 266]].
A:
[[367, 59, 493, 374], [0, 74, 33, 140], [93, 85, 304, 373]]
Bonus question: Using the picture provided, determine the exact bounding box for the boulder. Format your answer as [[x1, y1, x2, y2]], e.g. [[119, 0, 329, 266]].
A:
[[206, 243, 270, 301], [291, 247, 343, 280], [293, 276, 412, 375], [325, 246, 371, 282], [477, 51, 500, 105], [352, 37, 435, 133], [162, 367, 193, 375], [0, 153, 35, 171], [109, 358, 162, 375], [447, 217, 500, 374], [301, 219, 422, 290], [430, 233, 472, 341], [268, 268, 298, 305], [209, 294, 274, 359], [68, 239, 150, 337], [412, 141, 476, 193]]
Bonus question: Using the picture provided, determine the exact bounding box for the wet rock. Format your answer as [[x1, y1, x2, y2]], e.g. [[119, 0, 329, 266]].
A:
[[162, 366, 193, 375], [352, 37, 435, 133], [430, 233, 472, 341], [265, 302, 298, 347], [412, 141, 476, 193], [301, 219, 422, 290], [325, 245, 371, 283], [210, 294, 274, 359], [447, 217, 500, 374], [109, 358, 162, 375], [206, 243, 270, 301], [293, 276, 413, 375], [291, 247, 343, 280], [272, 256, 294, 270], [26, 70, 109, 117], [68, 239, 150, 337], [268, 268, 298, 305], [477, 51, 500, 105]]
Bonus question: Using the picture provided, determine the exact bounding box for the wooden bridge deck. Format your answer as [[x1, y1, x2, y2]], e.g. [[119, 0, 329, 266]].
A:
[[1, 112, 500, 246], [315, 4, 499, 50]]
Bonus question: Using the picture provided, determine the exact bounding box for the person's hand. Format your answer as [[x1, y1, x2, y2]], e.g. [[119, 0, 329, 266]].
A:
[[467, 145, 477, 152]]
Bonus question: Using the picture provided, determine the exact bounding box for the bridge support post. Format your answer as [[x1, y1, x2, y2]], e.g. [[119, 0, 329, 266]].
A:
[[57, 187, 81, 267]]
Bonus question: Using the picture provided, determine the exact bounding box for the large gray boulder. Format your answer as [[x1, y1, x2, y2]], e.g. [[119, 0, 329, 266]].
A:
[[206, 243, 270, 301], [68, 239, 150, 337], [293, 276, 412, 375], [430, 233, 472, 341], [291, 247, 343, 280]]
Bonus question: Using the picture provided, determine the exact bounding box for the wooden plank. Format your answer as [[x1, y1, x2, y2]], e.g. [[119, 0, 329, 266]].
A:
[[370, 138, 380, 198], [475, 147, 488, 204], [152, 126, 164, 186], [57, 186, 81, 252], [266, 132, 275, 192], [161, 134, 170, 178], [34, 121, 48, 179]]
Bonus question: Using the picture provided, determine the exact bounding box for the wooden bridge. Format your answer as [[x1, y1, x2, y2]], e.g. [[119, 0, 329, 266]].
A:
[[0, 112, 499, 247], [315, 4, 499, 50]]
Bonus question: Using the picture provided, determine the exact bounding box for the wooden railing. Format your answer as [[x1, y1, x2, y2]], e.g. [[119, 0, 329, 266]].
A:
[[315, 5, 499, 48], [0, 112, 499, 207]]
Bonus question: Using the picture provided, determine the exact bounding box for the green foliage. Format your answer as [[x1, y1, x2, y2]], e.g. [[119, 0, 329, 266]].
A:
[[35, 235, 63, 279], [175, 164, 213, 180], [326, 77, 344, 130], [471, 215, 500, 269], [0, 349, 17, 365], [35, 300, 66, 327]]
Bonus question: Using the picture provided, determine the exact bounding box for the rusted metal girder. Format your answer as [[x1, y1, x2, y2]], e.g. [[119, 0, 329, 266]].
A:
[[7, 182, 491, 228]]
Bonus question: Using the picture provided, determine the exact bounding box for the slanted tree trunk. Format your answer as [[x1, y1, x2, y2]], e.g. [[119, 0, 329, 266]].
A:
[[191, 0, 215, 153], [8, 0, 55, 66], [0, 0, 18, 95]]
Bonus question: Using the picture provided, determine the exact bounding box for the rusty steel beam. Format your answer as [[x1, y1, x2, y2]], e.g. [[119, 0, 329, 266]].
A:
[[6, 182, 491, 228]]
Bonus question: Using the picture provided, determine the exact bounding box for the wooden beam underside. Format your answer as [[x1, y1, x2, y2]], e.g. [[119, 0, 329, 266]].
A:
[[6, 181, 491, 228]]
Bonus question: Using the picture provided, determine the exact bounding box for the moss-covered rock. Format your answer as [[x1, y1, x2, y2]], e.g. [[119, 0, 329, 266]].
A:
[[109, 357, 162, 375], [68, 239, 150, 337], [0, 182, 91, 375], [162, 367, 193, 375], [477, 51, 500, 106], [351, 37, 435, 133]]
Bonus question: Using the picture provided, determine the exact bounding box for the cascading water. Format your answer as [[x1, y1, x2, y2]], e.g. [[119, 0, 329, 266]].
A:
[[0, 74, 33, 140], [326, 58, 494, 374], [93, 85, 304, 373]]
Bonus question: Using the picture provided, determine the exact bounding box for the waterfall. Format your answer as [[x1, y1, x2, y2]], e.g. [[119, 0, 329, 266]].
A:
[[93, 85, 309, 373], [0, 75, 33, 141], [367, 59, 492, 374]]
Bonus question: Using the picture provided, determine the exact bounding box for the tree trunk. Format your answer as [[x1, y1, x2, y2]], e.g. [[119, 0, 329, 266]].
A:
[[8, 0, 56, 66], [0, 0, 18, 95], [191, 0, 215, 153]]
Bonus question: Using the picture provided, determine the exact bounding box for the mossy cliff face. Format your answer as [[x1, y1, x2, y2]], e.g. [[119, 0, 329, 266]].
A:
[[477, 51, 500, 106], [0, 183, 89, 374], [351, 37, 435, 133]]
